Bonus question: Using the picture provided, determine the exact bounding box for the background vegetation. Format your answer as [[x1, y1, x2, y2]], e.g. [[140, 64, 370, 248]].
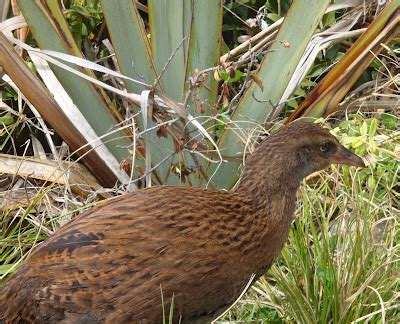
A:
[[0, 0, 398, 322]]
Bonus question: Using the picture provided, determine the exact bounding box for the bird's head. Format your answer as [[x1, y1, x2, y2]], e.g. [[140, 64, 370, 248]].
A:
[[272, 120, 365, 178], [238, 120, 365, 193]]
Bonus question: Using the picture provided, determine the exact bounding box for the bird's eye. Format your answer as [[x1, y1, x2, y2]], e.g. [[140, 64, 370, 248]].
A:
[[320, 142, 330, 152]]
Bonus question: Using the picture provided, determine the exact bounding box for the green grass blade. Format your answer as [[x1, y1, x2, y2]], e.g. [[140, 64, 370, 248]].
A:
[[100, 0, 158, 92], [184, 0, 223, 116], [148, 0, 185, 102]]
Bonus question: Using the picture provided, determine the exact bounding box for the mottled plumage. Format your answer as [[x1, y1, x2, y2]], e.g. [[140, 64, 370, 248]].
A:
[[0, 121, 364, 323]]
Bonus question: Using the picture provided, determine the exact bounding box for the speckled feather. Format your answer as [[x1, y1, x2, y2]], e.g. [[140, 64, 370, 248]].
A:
[[0, 121, 363, 323]]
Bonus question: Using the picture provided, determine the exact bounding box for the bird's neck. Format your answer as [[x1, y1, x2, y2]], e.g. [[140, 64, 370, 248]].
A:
[[234, 142, 304, 199], [233, 143, 303, 276], [233, 142, 303, 242], [235, 161, 300, 235]]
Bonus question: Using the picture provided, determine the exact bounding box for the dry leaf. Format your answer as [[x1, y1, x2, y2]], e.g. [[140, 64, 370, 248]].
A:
[[251, 74, 264, 91], [223, 95, 230, 109], [120, 159, 132, 174], [156, 125, 169, 138], [222, 82, 230, 97], [191, 142, 198, 150], [229, 66, 236, 78], [0, 153, 103, 197], [213, 67, 221, 82]]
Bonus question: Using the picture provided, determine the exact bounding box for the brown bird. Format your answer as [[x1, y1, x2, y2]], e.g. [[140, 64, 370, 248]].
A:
[[0, 121, 364, 323]]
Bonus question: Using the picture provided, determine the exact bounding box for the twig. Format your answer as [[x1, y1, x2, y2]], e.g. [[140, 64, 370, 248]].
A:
[[130, 153, 175, 184], [153, 36, 188, 89], [220, 18, 283, 63], [137, 118, 179, 137], [140, 90, 153, 188], [183, 149, 223, 164]]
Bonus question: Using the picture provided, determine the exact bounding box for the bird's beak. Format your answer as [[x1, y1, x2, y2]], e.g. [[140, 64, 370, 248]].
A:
[[331, 145, 365, 168]]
